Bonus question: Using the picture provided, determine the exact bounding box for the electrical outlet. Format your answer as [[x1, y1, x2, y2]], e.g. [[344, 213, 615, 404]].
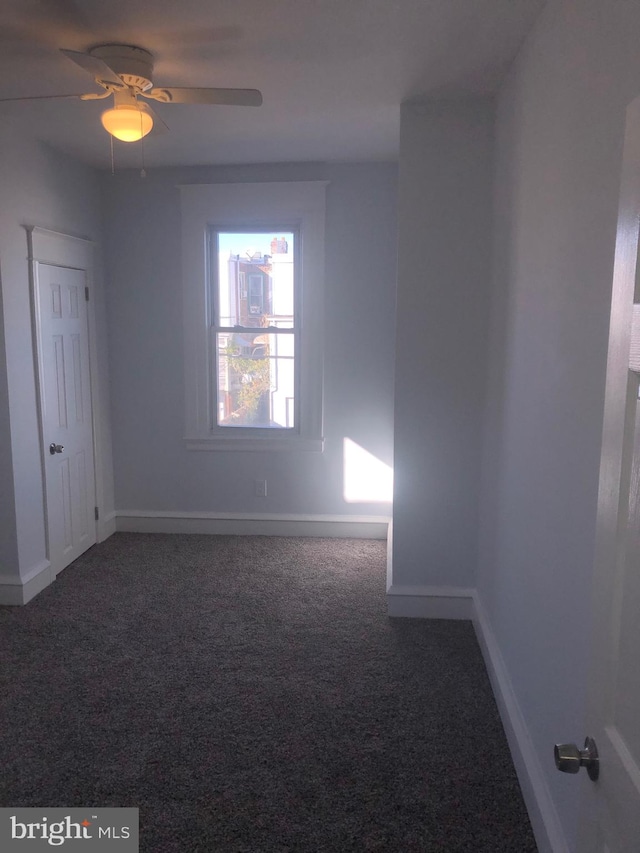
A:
[[255, 479, 268, 497]]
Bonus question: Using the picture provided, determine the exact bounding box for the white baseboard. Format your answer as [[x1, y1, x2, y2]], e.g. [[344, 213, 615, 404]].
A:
[[386, 520, 393, 589], [386, 584, 475, 619], [0, 559, 53, 605], [98, 510, 117, 542], [472, 594, 569, 853], [115, 511, 390, 539]]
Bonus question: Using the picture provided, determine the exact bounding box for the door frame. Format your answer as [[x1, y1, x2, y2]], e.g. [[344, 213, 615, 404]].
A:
[[27, 226, 106, 574]]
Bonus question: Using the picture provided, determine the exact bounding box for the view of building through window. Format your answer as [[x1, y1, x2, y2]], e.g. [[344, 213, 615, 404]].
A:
[[214, 231, 296, 428]]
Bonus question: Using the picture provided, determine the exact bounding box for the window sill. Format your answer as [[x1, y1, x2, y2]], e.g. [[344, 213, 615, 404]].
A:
[[185, 436, 324, 452]]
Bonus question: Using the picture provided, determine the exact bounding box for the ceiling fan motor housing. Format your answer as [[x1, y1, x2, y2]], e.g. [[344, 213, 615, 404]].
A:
[[90, 44, 154, 91]]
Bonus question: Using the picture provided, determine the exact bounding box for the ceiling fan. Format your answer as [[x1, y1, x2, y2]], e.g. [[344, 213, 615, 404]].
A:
[[0, 43, 263, 142]]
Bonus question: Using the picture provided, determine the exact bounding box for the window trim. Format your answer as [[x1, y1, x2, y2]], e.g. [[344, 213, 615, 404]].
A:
[[180, 181, 327, 451]]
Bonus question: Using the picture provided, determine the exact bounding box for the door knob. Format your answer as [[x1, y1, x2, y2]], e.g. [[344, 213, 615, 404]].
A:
[[49, 443, 64, 455], [554, 737, 599, 781]]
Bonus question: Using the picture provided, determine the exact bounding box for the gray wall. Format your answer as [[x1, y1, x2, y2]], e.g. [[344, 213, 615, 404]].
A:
[[102, 162, 397, 517], [478, 0, 640, 846], [392, 100, 494, 588], [0, 118, 112, 580]]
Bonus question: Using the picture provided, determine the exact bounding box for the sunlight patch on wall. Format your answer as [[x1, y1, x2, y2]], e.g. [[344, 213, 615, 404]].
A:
[[343, 438, 393, 503]]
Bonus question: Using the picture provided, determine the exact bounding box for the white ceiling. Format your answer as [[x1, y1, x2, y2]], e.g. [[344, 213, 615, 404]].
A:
[[0, 0, 544, 170]]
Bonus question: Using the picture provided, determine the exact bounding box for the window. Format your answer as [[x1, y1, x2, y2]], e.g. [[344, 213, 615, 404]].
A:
[[180, 182, 327, 451], [247, 273, 265, 315], [213, 230, 296, 429]]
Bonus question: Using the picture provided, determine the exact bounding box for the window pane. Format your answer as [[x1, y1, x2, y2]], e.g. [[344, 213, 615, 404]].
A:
[[216, 332, 295, 428], [217, 232, 294, 328]]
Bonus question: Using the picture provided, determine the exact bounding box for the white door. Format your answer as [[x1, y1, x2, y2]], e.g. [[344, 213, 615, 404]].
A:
[[35, 263, 97, 576], [575, 96, 640, 853]]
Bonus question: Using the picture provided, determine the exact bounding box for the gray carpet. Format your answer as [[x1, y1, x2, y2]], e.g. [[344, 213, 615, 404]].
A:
[[0, 533, 537, 852]]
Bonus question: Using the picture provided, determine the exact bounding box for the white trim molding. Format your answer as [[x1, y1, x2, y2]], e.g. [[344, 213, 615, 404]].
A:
[[185, 437, 324, 453], [115, 510, 390, 539], [0, 560, 53, 605], [25, 226, 96, 263], [98, 510, 117, 543], [472, 594, 569, 853], [386, 584, 475, 619], [180, 181, 327, 451], [26, 225, 108, 571]]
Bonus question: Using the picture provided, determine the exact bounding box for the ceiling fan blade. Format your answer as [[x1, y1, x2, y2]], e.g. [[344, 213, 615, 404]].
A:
[[60, 49, 124, 87], [143, 87, 263, 107], [143, 103, 169, 135], [0, 93, 87, 103]]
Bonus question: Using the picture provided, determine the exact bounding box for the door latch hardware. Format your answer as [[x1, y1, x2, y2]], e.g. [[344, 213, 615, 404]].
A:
[[554, 736, 599, 781], [49, 443, 64, 455]]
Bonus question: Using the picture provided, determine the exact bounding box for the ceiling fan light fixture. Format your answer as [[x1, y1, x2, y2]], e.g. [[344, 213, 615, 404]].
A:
[[101, 104, 153, 142]]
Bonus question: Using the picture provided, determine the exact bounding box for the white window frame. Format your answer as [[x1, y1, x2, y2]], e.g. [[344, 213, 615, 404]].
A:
[[181, 181, 326, 451]]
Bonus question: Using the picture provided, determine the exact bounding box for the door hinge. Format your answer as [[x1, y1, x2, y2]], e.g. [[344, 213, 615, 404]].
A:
[[94, 506, 99, 521], [85, 286, 89, 301]]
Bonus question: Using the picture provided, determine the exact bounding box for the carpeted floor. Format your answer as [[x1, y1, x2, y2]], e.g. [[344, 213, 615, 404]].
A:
[[0, 533, 537, 852]]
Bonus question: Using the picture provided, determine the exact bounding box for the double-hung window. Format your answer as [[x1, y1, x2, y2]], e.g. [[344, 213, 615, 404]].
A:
[[181, 182, 326, 451], [212, 229, 297, 430]]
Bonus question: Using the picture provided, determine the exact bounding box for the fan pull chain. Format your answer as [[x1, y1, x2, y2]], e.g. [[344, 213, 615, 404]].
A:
[[110, 133, 115, 176], [140, 110, 147, 178]]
